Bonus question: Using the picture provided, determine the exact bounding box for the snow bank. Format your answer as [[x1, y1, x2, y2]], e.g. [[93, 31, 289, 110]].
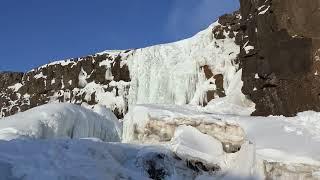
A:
[[0, 139, 230, 180], [0, 103, 121, 142]]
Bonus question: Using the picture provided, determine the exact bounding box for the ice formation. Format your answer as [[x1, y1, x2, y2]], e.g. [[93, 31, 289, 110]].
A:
[[127, 22, 241, 107]]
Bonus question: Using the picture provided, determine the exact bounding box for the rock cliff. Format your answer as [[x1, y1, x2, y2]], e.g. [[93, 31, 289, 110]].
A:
[[239, 0, 320, 116]]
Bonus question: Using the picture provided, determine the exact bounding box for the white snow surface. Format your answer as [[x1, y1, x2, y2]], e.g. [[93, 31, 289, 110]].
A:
[[0, 103, 121, 142]]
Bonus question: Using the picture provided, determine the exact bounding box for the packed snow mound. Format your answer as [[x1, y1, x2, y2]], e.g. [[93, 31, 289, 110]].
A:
[[0, 103, 121, 142]]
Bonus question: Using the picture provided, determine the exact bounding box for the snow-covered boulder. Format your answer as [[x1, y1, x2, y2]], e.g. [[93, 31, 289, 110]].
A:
[[0, 103, 121, 142]]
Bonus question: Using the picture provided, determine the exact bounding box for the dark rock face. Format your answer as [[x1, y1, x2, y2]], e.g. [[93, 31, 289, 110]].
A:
[[0, 52, 131, 119], [213, 11, 242, 44], [201, 65, 226, 106], [239, 0, 320, 116], [138, 151, 220, 180]]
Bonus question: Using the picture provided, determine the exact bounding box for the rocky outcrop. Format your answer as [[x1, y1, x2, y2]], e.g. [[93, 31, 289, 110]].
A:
[[239, 0, 320, 116], [0, 51, 131, 118]]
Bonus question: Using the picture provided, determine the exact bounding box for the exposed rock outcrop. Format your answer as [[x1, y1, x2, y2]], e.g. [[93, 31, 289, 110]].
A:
[[239, 0, 320, 116], [0, 52, 131, 119]]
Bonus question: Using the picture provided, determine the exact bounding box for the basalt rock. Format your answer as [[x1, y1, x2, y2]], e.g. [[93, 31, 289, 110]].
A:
[[0, 51, 131, 119], [239, 0, 320, 116]]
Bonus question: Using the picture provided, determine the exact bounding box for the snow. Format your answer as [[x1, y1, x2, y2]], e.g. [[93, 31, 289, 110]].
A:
[[78, 67, 88, 87], [79, 81, 128, 114], [233, 114, 320, 164], [0, 103, 121, 142], [170, 125, 225, 167], [244, 45, 254, 54], [258, 5, 270, 15], [34, 72, 47, 79], [243, 41, 254, 54], [7, 83, 23, 92]]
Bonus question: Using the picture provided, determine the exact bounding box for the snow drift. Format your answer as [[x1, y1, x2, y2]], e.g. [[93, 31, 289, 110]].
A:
[[0, 103, 121, 142]]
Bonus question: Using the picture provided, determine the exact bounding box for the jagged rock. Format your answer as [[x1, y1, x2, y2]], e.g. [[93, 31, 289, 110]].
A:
[[0, 72, 23, 90], [201, 65, 226, 106], [0, 51, 131, 119], [239, 0, 320, 116], [213, 11, 241, 42]]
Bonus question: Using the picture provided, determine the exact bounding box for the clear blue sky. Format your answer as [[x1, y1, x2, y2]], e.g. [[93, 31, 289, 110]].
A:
[[0, 0, 239, 72]]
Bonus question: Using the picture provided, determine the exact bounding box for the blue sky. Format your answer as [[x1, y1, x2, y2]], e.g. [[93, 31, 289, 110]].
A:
[[0, 0, 239, 72]]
